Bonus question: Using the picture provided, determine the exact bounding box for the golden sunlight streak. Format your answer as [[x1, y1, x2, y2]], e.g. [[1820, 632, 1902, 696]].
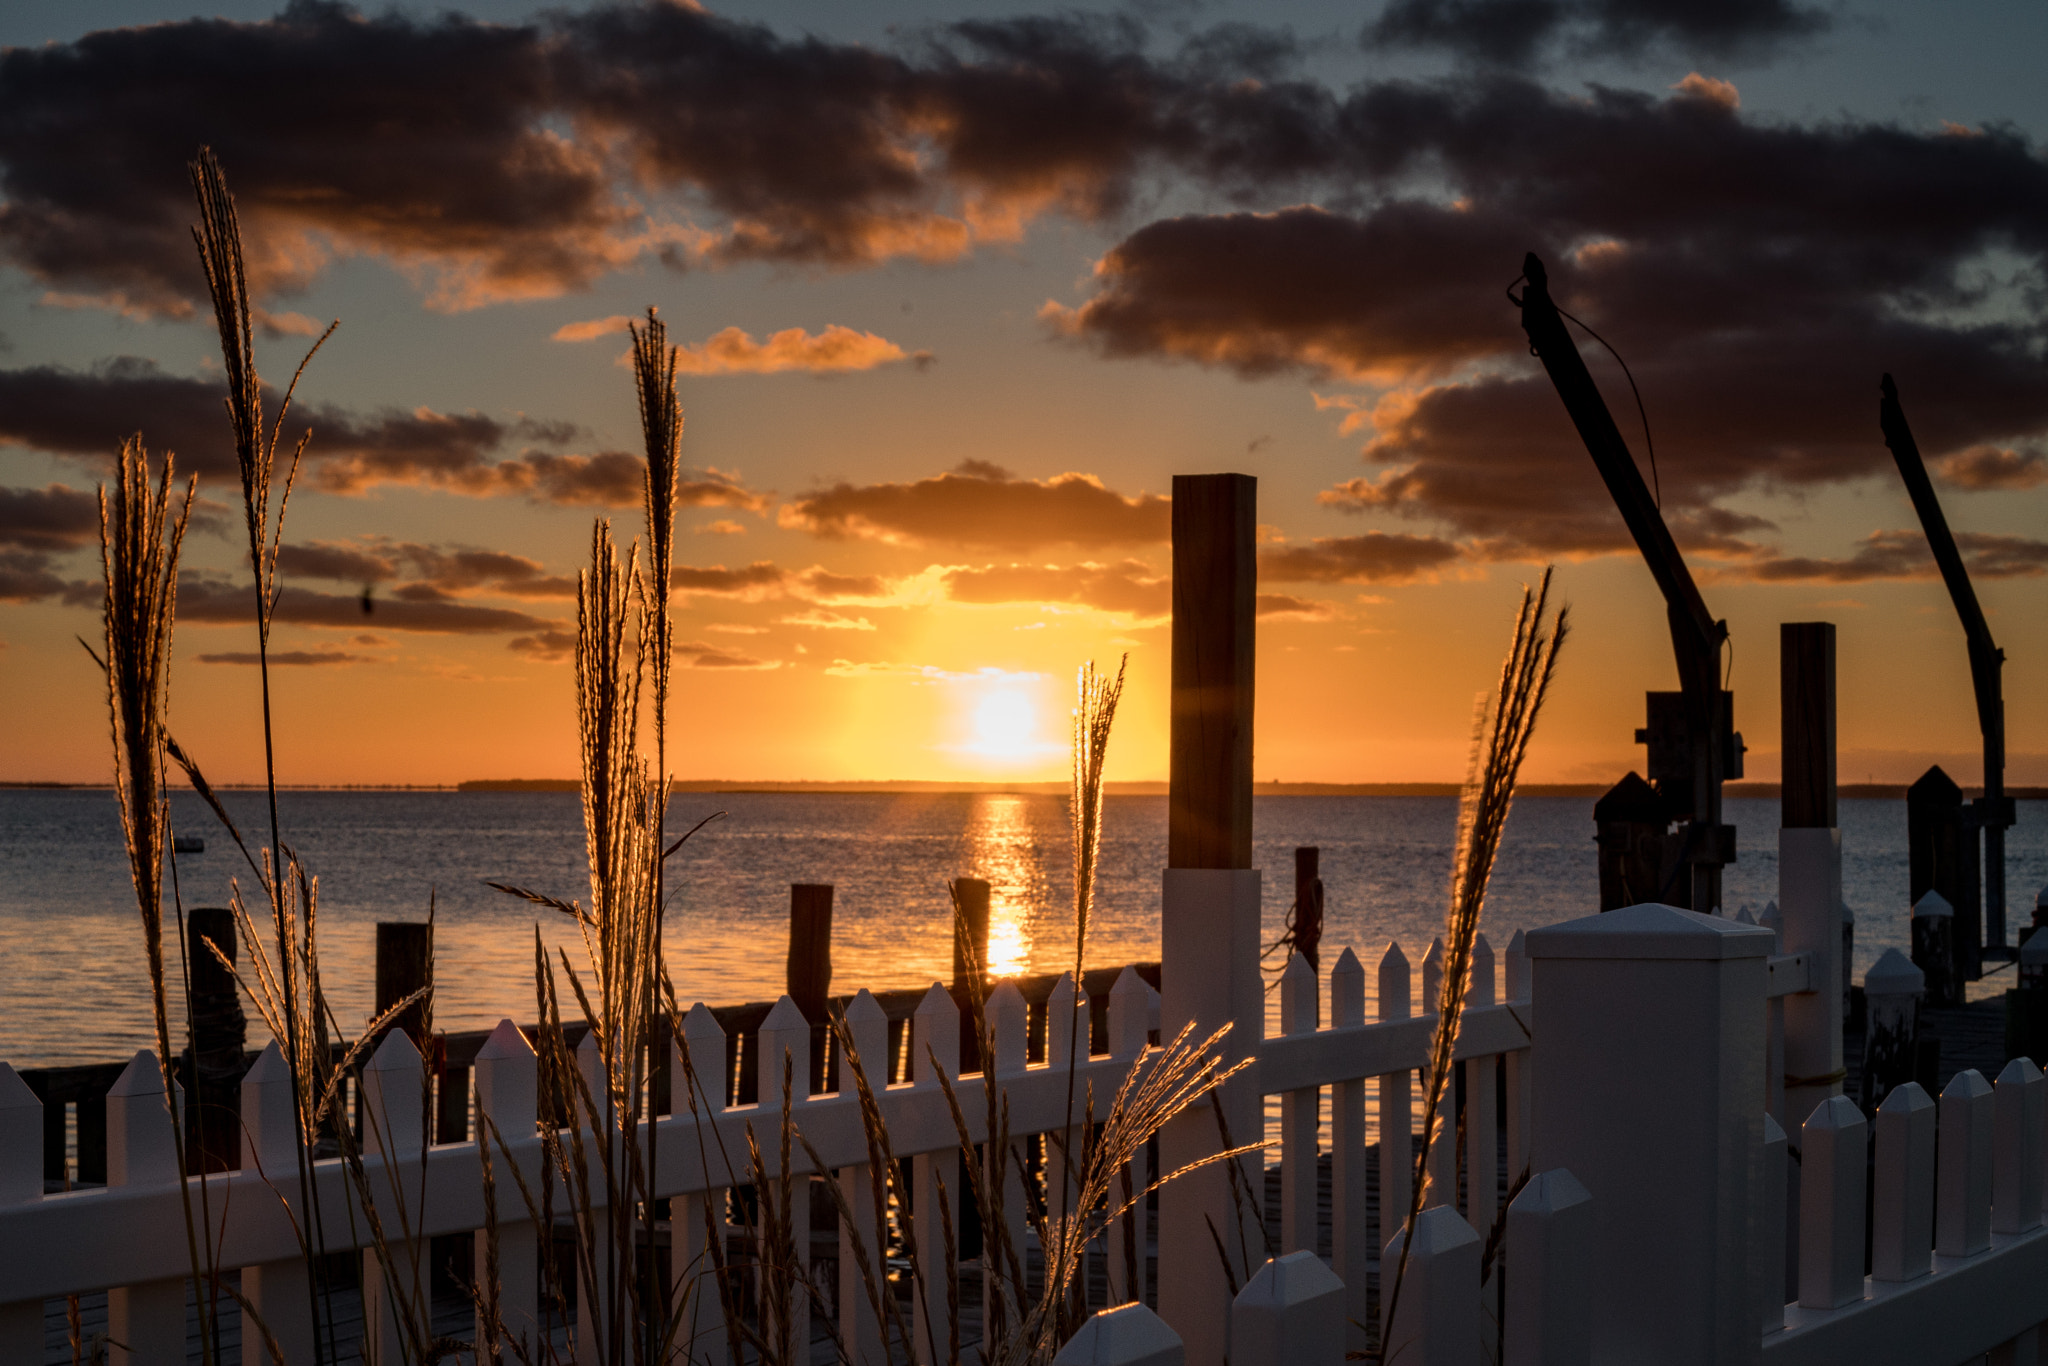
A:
[[967, 795, 1041, 978]]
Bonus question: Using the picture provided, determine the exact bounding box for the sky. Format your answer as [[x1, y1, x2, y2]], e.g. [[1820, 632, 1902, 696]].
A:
[[0, 0, 2044, 788]]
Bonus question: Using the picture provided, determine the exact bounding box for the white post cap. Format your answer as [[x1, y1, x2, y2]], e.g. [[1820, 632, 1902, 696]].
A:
[[1913, 891, 1954, 919], [1866, 947, 1926, 997]]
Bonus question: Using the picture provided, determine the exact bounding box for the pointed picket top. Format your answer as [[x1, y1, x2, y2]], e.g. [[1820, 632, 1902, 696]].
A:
[[1505, 928, 1529, 1000], [1423, 937, 1444, 972], [1914, 891, 1954, 919], [1804, 1093, 1865, 1137], [1053, 1301, 1185, 1366], [1379, 941, 1411, 1018], [366, 1026, 424, 1074], [1880, 1081, 1935, 1118], [1330, 946, 1365, 1028], [682, 1001, 727, 1043], [1403, 1203, 1481, 1257], [1945, 1067, 1993, 1103], [478, 1018, 535, 1062], [1997, 1055, 2044, 1088], [1764, 1111, 1786, 1146], [841, 987, 889, 1066], [1734, 906, 1757, 925], [110, 1048, 172, 1099], [987, 979, 1029, 1075], [1511, 1166, 1591, 1219], [1466, 934, 1495, 1007], [243, 1039, 291, 1086], [1280, 953, 1317, 1036], [1109, 966, 1150, 1059], [0, 1062, 37, 1112], [915, 980, 956, 1021], [1046, 972, 1081, 1065], [1866, 947, 1926, 997], [762, 994, 809, 1035], [1110, 963, 1148, 1005]]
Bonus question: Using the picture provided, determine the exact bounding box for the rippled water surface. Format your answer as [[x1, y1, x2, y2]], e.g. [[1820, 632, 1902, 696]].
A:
[[2, 788, 2042, 1067]]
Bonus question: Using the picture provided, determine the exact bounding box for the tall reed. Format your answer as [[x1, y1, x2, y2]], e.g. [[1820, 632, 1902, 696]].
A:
[[1376, 568, 1568, 1361]]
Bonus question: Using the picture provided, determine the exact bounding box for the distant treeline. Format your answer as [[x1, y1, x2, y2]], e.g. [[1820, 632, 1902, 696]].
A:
[[453, 778, 2048, 799]]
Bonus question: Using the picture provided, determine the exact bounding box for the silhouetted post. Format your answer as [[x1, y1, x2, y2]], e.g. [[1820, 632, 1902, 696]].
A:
[[375, 922, 434, 1047], [1594, 772, 1675, 910], [1912, 892, 1959, 1009], [951, 876, 993, 1078], [185, 906, 245, 1172], [1780, 623, 1844, 1135], [1291, 848, 1323, 973], [1909, 766, 1980, 985], [1160, 472, 1263, 1364], [787, 883, 834, 1091]]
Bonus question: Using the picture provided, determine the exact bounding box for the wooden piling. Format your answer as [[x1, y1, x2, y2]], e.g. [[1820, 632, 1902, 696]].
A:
[[787, 882, 834, 1094], [950, 877, 992, 990], [1291, 848, 1323, 972], [375, 921, 434, 1047], [1168, 472, 1257, 871], [1780, 623, 1837, 831], [185, 907, 245, 1172], [1910, 766, 1981, 984]]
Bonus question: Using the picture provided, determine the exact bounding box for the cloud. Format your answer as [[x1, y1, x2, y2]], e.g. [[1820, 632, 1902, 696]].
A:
[[0, 358, 768, 509], [672, 561, 787, 598], [1052, 76, 2048, 558], [279, 538, 578, 599], [508, 629, 576, 661], [197, 650, 364, 665], [1713, 529, 2048, 583], [674, 325, 924, 375], [1368, 0, 1827, 68], [177, 573, 556, 634], [779, 609, 876, 630], [824, 660, 1042, 682], [1260, 532, 1464, 583], [0, 484, 99, 551], [699, 519, 747, 535], [781, 461, 1169, 549], [793, 567, 891, 602], [676, 639, 780, 670], [0, 548, 68, 601], [942, 560, 1169, 617], [1256, 593, 1339, 620], [553, 315, 638, 342], [1938, 445, 2048, 491]]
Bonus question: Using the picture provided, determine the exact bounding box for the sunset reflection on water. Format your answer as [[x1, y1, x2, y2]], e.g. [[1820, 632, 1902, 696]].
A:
[[964, 795, 1050, 979]]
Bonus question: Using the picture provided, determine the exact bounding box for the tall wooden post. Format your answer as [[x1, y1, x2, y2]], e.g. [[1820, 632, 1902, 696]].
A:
[[185, 906, 244, 1172], [375, 921, 433, 1047], [787, 883, 834, 1095], [1291, 848, 1323, 973], [1910, 766, 1980, 984], [950, 877, 992, 990], [1781, 623, 1843, 1133], [1160, 472, 1262, 1364]]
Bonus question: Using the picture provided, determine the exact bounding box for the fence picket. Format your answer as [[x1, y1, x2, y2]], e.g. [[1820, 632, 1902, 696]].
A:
[[0, 1064, 39, 1366], [1992, 1057, 2046, 1235], [1230, 1250, 1344, 1366], [1504, 1168, 1592, 1366], [1504, 931, 1531, 1180], [1054, 1301, 1185, 1366], [1278, 954, 1318, 1255], [106, 1050, 183, 1366], [1378, 941, 1414, 1253], [1937, 1069, 1994, 1258], [1382, 1205, 1481, 1366], [984, 979, 1030, 1342], [1465, 935, 1498, 1238], [474, 1020, 543, 1359], [838, 990, 888, 1366], [1329, 948, 1369, 1354], [759, 994, 813, 1320], [574, 1029, 612, 1366], [1798, 1094, 1866, 1311], [361, 1029, 427, 1366], [1108, 966, 1151, 1309], [1422, 939, 1454, 1210], [1871, 1081, 1935, 1284], [911, 982, 959, 1366], [1758, 1114, 1787, 1334]]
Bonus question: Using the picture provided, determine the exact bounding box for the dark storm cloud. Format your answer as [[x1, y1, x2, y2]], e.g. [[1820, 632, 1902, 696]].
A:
[[278, 539, 579, 598], [1368, 0, 1828, 70], [177, 572, 556, 633], [0, 549, 68, 601], [780, 462, 1170, 550], [1056, 76, 2048, 559], [197, 649, 366, 664], [1718, 529, 2048, 583]]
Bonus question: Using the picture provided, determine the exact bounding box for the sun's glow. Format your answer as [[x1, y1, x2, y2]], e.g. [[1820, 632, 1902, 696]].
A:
[[968, 689, 1039, 758]]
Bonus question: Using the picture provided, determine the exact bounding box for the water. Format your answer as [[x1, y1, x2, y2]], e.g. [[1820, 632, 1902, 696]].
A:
[[1, 788, 2043, 1069]]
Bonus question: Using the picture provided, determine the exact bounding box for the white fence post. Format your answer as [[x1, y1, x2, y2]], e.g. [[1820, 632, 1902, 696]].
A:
[[1781, 828, 1844, 1139], [240, 1041, 314, 1365], [759, 994, 812, 1324], [1278, 953, 1318, 1255], [1798, 1095, 1866, 1310], [839, 990, 889, 1366], [1992, 1057, 2045, 1235], [1378, 941, 1413, 1256], [1504, 1168, 1592, 1366], [1054, 1301, 1185, 1366], [1328, 948, 1369, 1354], [1871, 1081, 1935, 1284], [984, 980, 1030, 1338], [0, 1063, 41, 1366], [1108, 966, 1152, 1309], [1381, 1205, 1480, 1366], [360, 1029, 428, 1366], [1465, 935, 1498, 1236], [575, 1029, 612, 1366], [474, 1020, 542, 1358], [911, 981, 959, 1366], [1525, 903, 1772, 1366], [1937, 1069, 1993, 1257], [1157, 866, 1262, 1366], [1229, 1250, 1343, 1366], [106, 1050, 183, 1366], [1758, 1115, 1787, 1335], [1047, 972, 1085, 1242]]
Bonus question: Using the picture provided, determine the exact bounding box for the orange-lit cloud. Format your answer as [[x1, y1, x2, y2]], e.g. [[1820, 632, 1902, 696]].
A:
[[553, 314, 638, 342], [943, 560, 1168, 618], [197, 650, 367, 666], [1256, 593, 1339, 621], [672, 325, 927, 376], [1939, 445, 2047, 491], [1260, 532, 1463, 584], [1713, 529, 2048, 583], [782, 462, 1168, 550]]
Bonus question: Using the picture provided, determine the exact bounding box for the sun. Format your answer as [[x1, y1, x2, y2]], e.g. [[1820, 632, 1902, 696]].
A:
[[969, 689, 1038, 758]]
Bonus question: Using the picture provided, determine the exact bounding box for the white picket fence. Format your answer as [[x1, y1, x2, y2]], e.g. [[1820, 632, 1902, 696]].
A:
[[6, 855, 2048, 1364]]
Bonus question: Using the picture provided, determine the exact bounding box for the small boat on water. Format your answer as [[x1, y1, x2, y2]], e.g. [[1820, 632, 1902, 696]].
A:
[[173, 835, 204, 854]]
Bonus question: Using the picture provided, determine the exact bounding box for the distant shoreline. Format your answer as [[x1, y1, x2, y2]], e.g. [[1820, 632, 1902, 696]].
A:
[[10, 779, 2045, 799]]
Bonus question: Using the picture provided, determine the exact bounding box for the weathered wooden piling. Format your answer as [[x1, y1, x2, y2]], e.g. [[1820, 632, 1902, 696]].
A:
[[1909, 766, 1980, 984], [375, 920, 434, 1046], [1593, 772, 1671, 911], [788, 882, 835, 1090], [1781, 622, 1844, 1131], [950, 876, 992, 990], [1291, 848, 1323, 972], [184, 906, 244, 1172], [1913, 891, 1960, 1009]]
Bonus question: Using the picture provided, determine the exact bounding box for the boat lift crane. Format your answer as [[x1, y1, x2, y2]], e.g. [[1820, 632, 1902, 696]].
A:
[[1513, 252, 1740, 913], [1879, 373, 2015, 958]]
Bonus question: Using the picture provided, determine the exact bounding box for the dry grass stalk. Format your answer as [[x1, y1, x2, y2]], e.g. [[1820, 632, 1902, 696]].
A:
[[1376, 568, 1568, 1362]]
